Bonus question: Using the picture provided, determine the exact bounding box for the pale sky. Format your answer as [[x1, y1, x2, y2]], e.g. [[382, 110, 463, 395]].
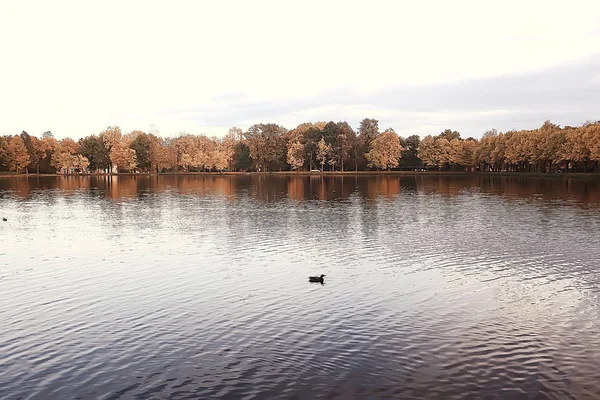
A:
[[1, 0, 599, 139]]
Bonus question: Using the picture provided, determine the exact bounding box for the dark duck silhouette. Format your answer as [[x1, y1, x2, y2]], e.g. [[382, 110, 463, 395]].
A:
[[308, 274, 326, 283], [2, 218, 6, 222]]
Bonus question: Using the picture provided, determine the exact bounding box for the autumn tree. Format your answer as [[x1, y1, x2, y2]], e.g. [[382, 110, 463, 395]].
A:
[[585, 123, 600, 171], [418, 136, 438, 169], [448, 138, 464, 170], [365, 128, 403, 170], [191, 135, 217, 171], [212, 140, 230, 172], [334, 121, 355, 172], [418, 135, 452, 170], [560, 127, 589, 172], [543, 126, 567, 172], [147, 134, 165, 173], [73, 154, 90, 171], [474, 133, 496, 171], [161, 137, 179, 172], [110, 141, 137, 172], [19, 131, 49, 174], [435, 138, 451, 170], [436, 128, 461, 141], [39, 133, 59, 173], [487, 132, 506, 171], [100, 126, 123, 172], [4, 119, 597, 175], [53, 152, 90, 173], [170, 134, 196, 172], [0, 136, 9, 170], [18, 131, 34, 173], [244, 123, 287, 171], [459, 139, 477, 170], [244, 124, 265, 171], [229, 127, 244, 142], [533, 120, 564, 172], [7, 136, 30, 173], [316, 137, 331, 171], [222, 132, 237, 171], [503, 130, 523, 171], [51, 138, 82, 172], [287, 140, 305, 171]]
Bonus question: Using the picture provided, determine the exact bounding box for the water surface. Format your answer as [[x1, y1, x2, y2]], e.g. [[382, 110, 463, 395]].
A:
[[1, 175, 600, 399]]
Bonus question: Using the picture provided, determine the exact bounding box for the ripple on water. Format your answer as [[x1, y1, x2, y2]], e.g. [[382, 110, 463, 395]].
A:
[[1, 175, 600, 399]]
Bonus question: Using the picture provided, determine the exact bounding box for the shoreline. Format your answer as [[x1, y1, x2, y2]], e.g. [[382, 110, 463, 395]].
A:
[[1, 171, 600, 179]]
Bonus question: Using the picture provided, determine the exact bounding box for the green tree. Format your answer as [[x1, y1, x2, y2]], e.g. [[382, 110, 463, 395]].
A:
[[316, 137, 331, 171], [234, 142, 252, 171], [334, 121, 354, 172], [79, 135, 111, 172], [436, 128, 461, 141], [303, 126, 322, 171], [399, 134, 421, 168], [244, 123, 287, 171], [358, 118, 379, 169], [129, 132, 153, 171], [321, 122, 339, 146]]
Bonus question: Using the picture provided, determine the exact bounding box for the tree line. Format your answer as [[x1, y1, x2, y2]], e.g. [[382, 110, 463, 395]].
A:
[[1, 119, 599, 174]]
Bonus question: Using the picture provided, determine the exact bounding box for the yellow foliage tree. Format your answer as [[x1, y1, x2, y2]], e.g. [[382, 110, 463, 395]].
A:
[[365, 129, 403, 170], [287, 140, 305, 171], [7, 136, 31, 173], [110, 142, 137, 172], [316, 137, 331, 171]]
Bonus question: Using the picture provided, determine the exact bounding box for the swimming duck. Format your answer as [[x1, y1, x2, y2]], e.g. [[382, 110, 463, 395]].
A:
[[2, 218, 6, 222], [308, 274, 326, 282]]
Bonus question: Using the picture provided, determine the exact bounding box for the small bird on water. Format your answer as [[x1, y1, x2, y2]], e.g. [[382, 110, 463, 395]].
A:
[[2, 218, 6, 222], [308, 274, 326, 283]]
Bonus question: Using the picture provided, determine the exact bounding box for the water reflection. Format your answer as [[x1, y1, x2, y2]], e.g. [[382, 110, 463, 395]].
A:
[[1, 174, 600, 399], [1, 174, 600, 205]]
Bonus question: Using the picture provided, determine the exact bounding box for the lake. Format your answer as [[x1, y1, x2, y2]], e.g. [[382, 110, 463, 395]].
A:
[[1, 174, 600, 399]]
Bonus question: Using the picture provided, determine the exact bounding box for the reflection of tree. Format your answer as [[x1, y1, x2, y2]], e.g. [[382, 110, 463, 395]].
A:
[[416, 176, 467, 196], [354, 176, 402, 202], [1, 175, 600, 206], [287, 177, 305, 203]]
